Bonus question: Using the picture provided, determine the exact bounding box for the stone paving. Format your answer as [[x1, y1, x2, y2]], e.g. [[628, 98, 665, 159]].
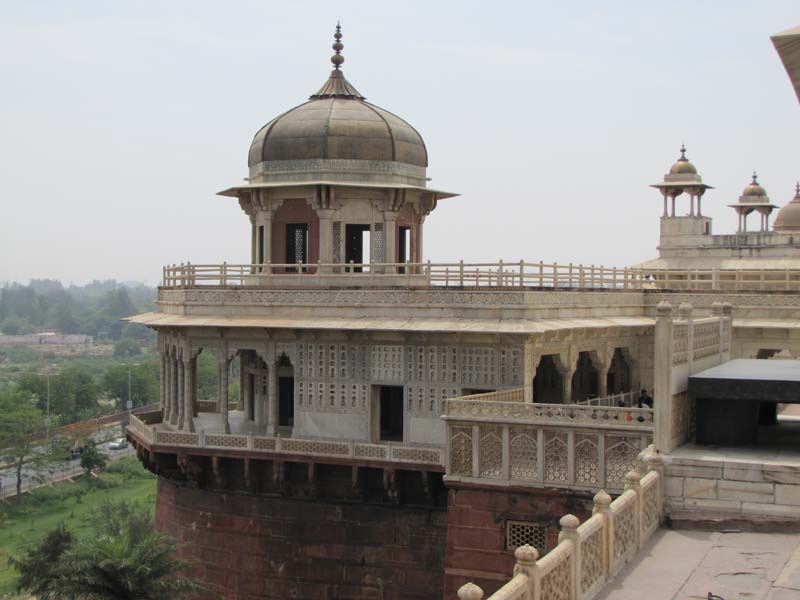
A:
[[597, 528, 800, 600]]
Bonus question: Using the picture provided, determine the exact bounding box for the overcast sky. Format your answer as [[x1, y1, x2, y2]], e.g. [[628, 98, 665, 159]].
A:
[[1, 1, 798, 285]]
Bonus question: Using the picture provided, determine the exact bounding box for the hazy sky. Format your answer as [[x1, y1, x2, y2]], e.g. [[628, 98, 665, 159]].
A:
[[1, 1, 798, 285]]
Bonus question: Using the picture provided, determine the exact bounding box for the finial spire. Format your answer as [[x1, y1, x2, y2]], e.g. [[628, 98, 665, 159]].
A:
[[752, 171, 758, 184], [331, 22, 344, 70], [678, 144, 688, 161], [795, 181, 799, 198]]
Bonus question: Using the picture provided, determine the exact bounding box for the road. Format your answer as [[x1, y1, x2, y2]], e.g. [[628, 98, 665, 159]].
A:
[[0, 427, 135, 500]]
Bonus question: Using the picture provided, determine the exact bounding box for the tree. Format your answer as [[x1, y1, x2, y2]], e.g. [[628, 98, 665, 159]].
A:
[[0, 389, 51, 500], [114, 337, 142, 357], [79, 445, 108, 475], [11, 523, 74, 595], [103, 362, 159, 409], [15, 501, 212, 600]]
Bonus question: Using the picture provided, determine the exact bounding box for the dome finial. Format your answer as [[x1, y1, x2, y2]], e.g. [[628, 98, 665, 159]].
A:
[[795, 181, 800, 198], [679, 143, 687, 160], [331, 22, 344, 70], [752, 171, 758, 184]]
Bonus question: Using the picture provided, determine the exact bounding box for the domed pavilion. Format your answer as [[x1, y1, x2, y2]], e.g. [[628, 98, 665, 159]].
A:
[[773, 183, 800, 233], [220, 24, 456, 273], [727, 172, 777, 232]]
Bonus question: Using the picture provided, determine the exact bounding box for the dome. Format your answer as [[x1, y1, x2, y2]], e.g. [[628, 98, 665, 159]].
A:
[[247, 94, 427, 168], [774, 183, 800, 232], [741, 172, 768, 202], [669, 145, 698, 175], [246, 25, 428, 186]]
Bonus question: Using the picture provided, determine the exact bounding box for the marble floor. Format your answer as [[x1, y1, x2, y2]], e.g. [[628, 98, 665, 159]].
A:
[[597, 528, 800, 600]]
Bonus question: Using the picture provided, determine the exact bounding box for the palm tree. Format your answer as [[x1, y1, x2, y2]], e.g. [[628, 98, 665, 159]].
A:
[[39, 529, 211, 600]]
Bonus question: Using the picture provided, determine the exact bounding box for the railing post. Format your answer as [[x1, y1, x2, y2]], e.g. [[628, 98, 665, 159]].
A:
[[568, 262, 574, 287], [247, 432, 253, 450], [498, 259, 504, 287], [457, 582, 484, 600], [625, 471, 643, 549], [502, 425, 510, 479], [553, 262, 559, 288], [459, 259, 464, 286], [512, 545, 539, 600], [600, 264, 605, 288], [592, 490, 613, 579], [645, 452, 665, 520], [221, 261, 227, 285], [471, 424, 480, 477], [519, 259, 524, 287], [558, 515, 580, 600], [538, 261, 544, 287]]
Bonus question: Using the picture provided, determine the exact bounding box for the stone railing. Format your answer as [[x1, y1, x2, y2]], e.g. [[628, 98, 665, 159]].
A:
[[127, 412, 443, 467], [451, 388, 525, 404], [444, 408, 652, 492], [446, 400, 654, 430], [457, 454, 664, 600], [161, 261, 800, 291]]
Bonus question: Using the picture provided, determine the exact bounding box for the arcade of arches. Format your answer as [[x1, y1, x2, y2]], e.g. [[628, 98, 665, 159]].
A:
[[532, 348, 634, 404]]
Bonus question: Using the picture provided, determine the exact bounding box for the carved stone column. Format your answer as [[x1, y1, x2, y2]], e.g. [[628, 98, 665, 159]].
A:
[[169, 350, 179, 426], [317, 208, 335, 270], [384, 212, 398, 269], [653, 301, 674, 453], [175, 353, 185, 429], [219, 357, 231, 434], [161, 348, 171, 422], [184, 354, 197, 432]]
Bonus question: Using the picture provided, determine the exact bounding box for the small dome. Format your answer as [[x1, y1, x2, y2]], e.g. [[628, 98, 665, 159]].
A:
[[774, 183, 800, 232], [247, 24, 427, 182], [741, 172, 767, 201], [669, 145, 698, 175]]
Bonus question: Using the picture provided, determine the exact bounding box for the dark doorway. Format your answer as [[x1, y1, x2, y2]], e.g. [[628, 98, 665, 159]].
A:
[[398, 226, 411, 272], [533, 355, 563, 404], [345, 224, 371, 271], [379, 385, 404, 442], [285, 223, 308, 271], [606, 348, 631, 395], [572, 352, 599, 402], [277, 354, 294, 428]]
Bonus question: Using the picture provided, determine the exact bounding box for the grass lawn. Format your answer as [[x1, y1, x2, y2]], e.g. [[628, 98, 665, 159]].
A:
[[0, 458, 157, 597]]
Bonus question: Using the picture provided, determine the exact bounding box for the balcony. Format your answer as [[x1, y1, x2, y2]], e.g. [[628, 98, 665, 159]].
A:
[[159, 261, 800, 291]]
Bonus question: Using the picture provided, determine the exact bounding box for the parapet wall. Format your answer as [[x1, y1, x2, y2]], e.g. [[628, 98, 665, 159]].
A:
[[155, 476, 448, 600]]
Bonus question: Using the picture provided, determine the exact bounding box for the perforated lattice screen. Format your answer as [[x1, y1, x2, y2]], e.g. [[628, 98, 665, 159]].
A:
[[506, 521, 547, 551], [373, 223, 384, 263], [332, 222, 342, 264]]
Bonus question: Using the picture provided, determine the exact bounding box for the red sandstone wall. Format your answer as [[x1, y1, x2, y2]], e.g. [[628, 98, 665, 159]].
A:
[[156, 477, 447, 599], [444, 487, 594, 598]]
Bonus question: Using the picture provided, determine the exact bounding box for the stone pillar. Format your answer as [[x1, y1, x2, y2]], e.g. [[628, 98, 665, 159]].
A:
[[679, 302, 694, 375], [523, 342, 537, 403], [170, 351, 179, 426], [653, 301, 674, 453], [175, 354, 185, 429], [662, 191, 668, 217], [317, 209, 335, 270], [561, 366, 574, 404], [722, 302, 733, 362], [266, 363, 278, 435], [219, 357, 231, 434], [180, 355, 195, 432], [384, 212, 398, 269], [250, 216, 257, 267], [161, 350, 171, 422], [416, 218, 424, 263]]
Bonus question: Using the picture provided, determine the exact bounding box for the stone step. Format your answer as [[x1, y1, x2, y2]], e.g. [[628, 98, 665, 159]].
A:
[[667, 509, 800, 533]]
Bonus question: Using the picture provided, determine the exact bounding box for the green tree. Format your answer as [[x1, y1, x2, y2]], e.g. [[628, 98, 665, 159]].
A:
[[0, 389, 51, 500], [114, 337, 142, 357], [79, 445, 108, 475], [11, 523, 74, 595], [103, 362, 159, 409], [15, 501, 212, 600]]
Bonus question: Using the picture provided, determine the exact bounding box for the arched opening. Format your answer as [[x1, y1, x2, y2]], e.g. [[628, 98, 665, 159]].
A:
[[606, 348, 631, 395], [533, 355, 563, 404], [277, 353, 295, 430], [571, 352, 598, 403]]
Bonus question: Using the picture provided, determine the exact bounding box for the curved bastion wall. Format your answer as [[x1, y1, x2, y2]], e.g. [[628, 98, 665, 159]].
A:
[[155, 476, 447, 600]]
